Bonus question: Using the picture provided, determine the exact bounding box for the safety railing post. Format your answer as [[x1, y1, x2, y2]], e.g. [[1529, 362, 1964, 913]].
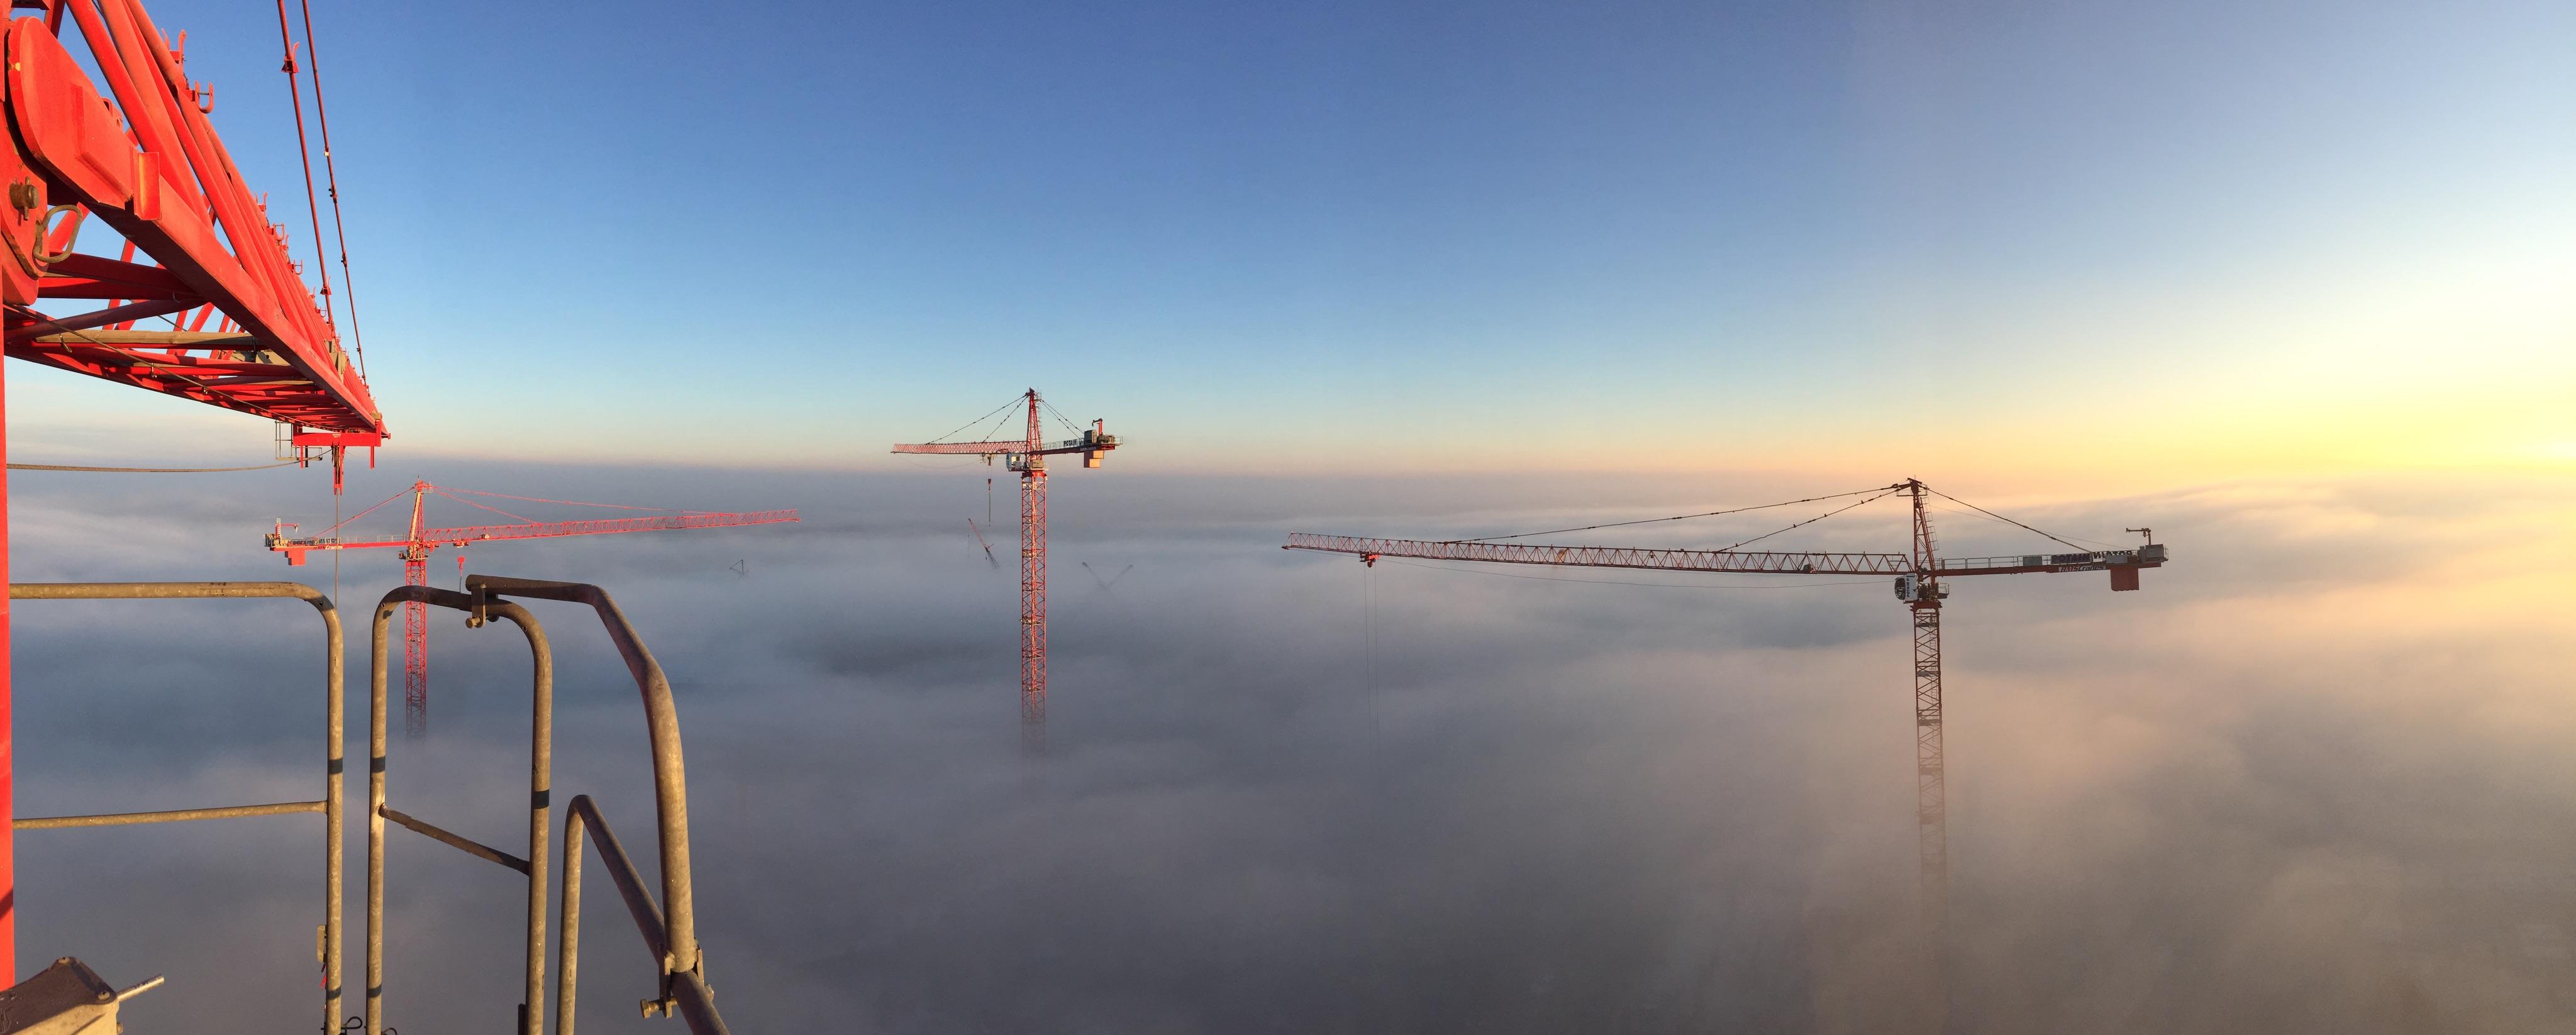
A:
[[7, 582, 343, 1034]]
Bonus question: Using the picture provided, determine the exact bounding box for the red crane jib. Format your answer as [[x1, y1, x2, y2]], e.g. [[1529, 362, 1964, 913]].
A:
[[1, 8, 383, 434], [270, 510, 799, 565], [1283, 533, 2168, 588]]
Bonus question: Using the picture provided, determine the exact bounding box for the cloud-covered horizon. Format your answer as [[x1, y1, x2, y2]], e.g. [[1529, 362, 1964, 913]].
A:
[[7, 463, 2572, 1032]]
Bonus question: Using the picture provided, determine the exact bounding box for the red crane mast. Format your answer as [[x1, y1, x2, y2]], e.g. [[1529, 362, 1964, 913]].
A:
[[1287, 479, 2168, 926], [894, 389, 1121, 751], [268, 481, 797, 736]]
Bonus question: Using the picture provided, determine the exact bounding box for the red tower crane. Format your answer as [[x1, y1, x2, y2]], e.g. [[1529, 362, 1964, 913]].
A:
[[894, 389, 1121, 750], [267, 480, 797, 737], [1285, 479, 2167, 924], [0, 0, 392, 973]]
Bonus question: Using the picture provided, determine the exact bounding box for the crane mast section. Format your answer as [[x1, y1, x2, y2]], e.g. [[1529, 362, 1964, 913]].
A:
[[0, 7, 384, 433]]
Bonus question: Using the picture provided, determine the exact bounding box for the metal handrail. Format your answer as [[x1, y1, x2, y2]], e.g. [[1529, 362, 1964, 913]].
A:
[[559, 795, 727, 1035], [465, 576, 703, 983], [7, 581, 346, 1035], [5, 578, 726, 1035], [360, 577, 727, 1035], [365, 585, 550, 1035]]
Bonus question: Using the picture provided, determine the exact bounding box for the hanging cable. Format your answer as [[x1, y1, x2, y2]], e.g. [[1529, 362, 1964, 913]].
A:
[[1362, 562, 1374, 702], [8, 460, 301, 472], [271, 1, 337, 338], [331, 475, 341, 616], [296, 0, 366, 374], [1920, 485, 2096, 553], [1447, 484, 1902, 543]]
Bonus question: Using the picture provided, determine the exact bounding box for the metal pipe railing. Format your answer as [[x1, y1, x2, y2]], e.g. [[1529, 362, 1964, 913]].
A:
[[16, 800, 324, 828], [369, 577, 726, 1035], [9, 577, 727, 1035], [365, 585, 550, 1035], [7, 581, 344, 1035], [558, 795, 726, 1035], [379, 804, 533, 874], [465, 576, 701, 984]]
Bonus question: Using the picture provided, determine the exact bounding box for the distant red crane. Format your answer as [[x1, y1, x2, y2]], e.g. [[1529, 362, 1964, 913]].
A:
[[1287, 479, 2167, 926], [268, 480, 797, 736], [895, 389, 1120, 750]]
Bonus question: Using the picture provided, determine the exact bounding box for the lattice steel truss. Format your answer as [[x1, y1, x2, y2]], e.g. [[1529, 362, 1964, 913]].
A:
[[894, 390, 1122, 751], [1912, 597, 1946, 917]]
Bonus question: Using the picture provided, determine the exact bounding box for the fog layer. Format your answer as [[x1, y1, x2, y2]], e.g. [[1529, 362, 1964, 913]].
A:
[[9, 463, 2572, 1033]]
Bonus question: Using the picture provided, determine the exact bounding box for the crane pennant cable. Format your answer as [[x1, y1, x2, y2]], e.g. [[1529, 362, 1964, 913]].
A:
[[1435, 482, 2100, 558], [1444, 484, 1907, 545]]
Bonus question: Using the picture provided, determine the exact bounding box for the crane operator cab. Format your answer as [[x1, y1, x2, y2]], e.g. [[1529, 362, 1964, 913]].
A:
[[1894, 573, 1951, 602]]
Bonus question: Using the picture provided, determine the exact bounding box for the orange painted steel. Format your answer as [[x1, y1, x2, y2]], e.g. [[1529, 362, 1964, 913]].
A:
[[2, 4, 384, 435], [0, 0, 394, 978], [270, 482, 796, 737]]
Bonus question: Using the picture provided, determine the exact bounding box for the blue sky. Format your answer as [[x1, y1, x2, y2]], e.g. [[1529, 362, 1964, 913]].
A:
[[8, 0, 2570, 482]]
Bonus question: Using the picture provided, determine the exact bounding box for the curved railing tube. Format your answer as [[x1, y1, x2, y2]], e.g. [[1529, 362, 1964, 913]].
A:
[[464, 576, 700, 983], [365, 586, 551, 1035], [558, 795, 727, 1035]]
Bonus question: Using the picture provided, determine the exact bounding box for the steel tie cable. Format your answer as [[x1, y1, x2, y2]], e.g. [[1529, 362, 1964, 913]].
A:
[[923, 396, 1028, 445], [297, 0, 367, 374], [1447, 484, 1903, 543], [1921, 485, 2096, 553]]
